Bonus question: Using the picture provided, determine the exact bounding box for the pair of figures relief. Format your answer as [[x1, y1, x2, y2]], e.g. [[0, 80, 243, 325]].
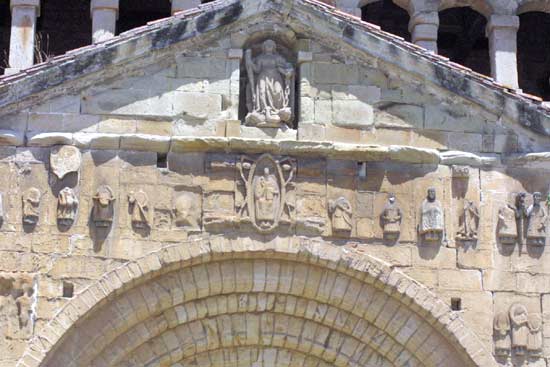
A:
[[498, 192, 547, 246], [244, 39, 295, 128], [494, 303, 542, 357]]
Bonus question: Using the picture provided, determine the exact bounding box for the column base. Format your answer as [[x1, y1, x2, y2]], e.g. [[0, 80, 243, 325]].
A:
[[4, 67, 21, 75]]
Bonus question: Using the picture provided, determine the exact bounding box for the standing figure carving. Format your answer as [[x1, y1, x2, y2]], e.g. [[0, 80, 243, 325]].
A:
[[244, 39, 295, 128], [238, 154, 296, 233], [493, 311, 511, 356], [22, 188, 41, 225], [526, 192, 546, 246], [498, 203, 518, 244], [419, 188, 444, 242], [515, 193, 528, 245], [57, 187, 78, 227], [381, 194, 401, 239], [527, 313, 543, 353], [92, 185, 115, 227], [510, 303, 529, 356], [128, 190, 149, 229], [456, 200, 479, 241], [328, 197, 352, 233]]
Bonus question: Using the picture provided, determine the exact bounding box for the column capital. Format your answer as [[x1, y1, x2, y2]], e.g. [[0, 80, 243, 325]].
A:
[[10, 0, 40, 16], [91, 0, 119, 18], [408, 11, 439, 33], [486, 14, 519, 33]]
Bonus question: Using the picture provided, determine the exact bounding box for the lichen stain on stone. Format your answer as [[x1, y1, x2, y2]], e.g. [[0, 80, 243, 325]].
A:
[[197, 11, 216, 33], [219, 3, 244, 27], [152, 20, 189, 50], [434, 64, 471, 97], [342, 25, 354, 39]]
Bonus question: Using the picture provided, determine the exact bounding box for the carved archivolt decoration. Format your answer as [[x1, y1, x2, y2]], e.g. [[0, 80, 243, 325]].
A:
[[237, 154, 296, 233]]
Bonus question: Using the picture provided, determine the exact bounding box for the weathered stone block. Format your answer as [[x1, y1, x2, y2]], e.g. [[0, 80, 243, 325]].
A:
[[312, 63, 359, 84], [332, 99, 374, 128], [175, 56, 227, 79]]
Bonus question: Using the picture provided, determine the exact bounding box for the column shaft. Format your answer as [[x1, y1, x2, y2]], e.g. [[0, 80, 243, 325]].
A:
[[91, 0, 119, 43], [486, 15, 520, 89], [171, 0, 201, 14], [409, 12, 439, 53], [7, 0, 40, 74]]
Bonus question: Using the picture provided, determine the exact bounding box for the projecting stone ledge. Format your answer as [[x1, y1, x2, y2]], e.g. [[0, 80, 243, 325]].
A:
[[19, 131, 509, 166]]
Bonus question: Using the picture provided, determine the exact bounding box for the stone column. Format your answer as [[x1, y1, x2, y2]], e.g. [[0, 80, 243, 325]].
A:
[[6, 0, 40, 75], [91, 0, 119, 43], [409, 11, 439, 53], [486, 15, 520, 89], [171, 0, 200, 14]]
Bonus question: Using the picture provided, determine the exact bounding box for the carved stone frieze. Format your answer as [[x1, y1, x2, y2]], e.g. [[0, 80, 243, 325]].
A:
[[244, 39, 295, 128], [380, 194, 401, 239], [128, 190, 150, 229], [50, 145, 81, 179], [57, 187, 78, 227], [22, 188, 41, 225], [494, 303, 543, 357], [328, 197, 352, 234], [419, 188, 444, 242], [92, 185, 115, 227], [456, 200, 479, 241], [237, 154, 296, 233]]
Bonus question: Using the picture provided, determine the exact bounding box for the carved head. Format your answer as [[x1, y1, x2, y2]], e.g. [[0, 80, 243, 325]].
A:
[[516, 192, 526, 207], [388, 194, 396, 204], [533, 192, 542, 205], [427, 188, 436, 202], [174, 193, 199, 228], [262, 39, 276, 54], [263, 167, 270, 177], [95, 186, 114, 207]]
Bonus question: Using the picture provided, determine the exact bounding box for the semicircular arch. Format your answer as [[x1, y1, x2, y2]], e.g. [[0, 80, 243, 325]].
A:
[[17, 236, 496, 367]]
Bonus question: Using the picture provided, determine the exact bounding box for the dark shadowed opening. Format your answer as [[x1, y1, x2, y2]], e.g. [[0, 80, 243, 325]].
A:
[[361, 0, 411, 42], [438, 7, 490, 76], [517, 12, 550, 100], [118, 0, 171, 35]]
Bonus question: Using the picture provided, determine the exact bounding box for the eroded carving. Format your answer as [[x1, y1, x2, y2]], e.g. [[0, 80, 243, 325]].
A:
[[498, 193, 532, 245], [244, 39, 295, 128], [526, 192, 546, 246], [494, 304, 542, 357], [57, 187, 78, 227], [498, 204, 518, 244], [128, 190, 150, 229], [328, 197, 352, 233], [173, 192, 201, 230], [50, 145, 81, 179], [0, 276, 34, 338], [22, 188, 40, 225], [238, 154, 296, 233], [456, 200, 479, 241], [381, 194, 401, 239], [419, 188, 444, 242], [92, 185, 115, 227], [451, 165, 470, 178]]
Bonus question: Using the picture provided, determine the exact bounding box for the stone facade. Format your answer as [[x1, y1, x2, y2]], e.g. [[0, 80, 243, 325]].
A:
[[0, 0, 550, 366]]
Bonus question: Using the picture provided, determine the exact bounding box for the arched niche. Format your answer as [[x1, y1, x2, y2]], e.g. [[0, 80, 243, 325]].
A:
[[361, 0, 412, 41], [437, 6, 490, 77], [17, 236, 497, 367], [237, 30, 299, 130]]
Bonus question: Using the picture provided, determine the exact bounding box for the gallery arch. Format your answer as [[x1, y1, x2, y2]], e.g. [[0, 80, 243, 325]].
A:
[[18, 236, 494, 367]]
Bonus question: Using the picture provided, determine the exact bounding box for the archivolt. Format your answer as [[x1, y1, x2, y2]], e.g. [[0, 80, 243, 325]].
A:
[[17, 236, 496, 367]]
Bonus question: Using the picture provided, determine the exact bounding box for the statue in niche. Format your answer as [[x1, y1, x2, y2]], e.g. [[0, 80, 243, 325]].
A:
[[173, 193, 201, 229], [510, 303, 529, 356], [92, 185, 115, 227], [328, 197, 352, 233], [22, 188, 41, 225], [238, 154, 296, 233], [526, 192, 546, 246], [57, 187, 78, 227], [419, 188, 444, 242], [381, 194, 402, 238], [128, 190, 149, 229], [527, 313, 543, 353], [456, 200, 479, 241], [244, 39, 295, 128], [493, 311, 511, 356]]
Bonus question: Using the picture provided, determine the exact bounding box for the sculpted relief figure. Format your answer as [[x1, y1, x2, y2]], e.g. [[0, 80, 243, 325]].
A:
[[173, 193, 201, 229], [515, 193, 528, 245], [92, 185, 115, 227], [244, 39, 295, 128], [526, 192, 546, 246], [238, 154, 296, 233], [50, 145, 81, 179], [128, 190, 150, 229], [493, 304, 543, 357], [527, 313, 543, 353], [22, 188, 41, 225], [498, 203, 518, 244], [510, 303, 529, 356], [0, 276, 34, 338], [57, 187, 78, 227], [419, 188, 444, 242], [381, 194, 402, 239], [328, 197, 352, 233], [456, 200, 479, 241], [493, 311, 511, 356]]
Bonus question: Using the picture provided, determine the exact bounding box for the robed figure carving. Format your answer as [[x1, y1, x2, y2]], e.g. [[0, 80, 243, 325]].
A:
[[510, 303, 529, 356], [419, 188, 444, 242], [253, 167, 280, 225], [244, 39, 295, 128], [526, 192, 546, 246], [381, 194, 402, 239]]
